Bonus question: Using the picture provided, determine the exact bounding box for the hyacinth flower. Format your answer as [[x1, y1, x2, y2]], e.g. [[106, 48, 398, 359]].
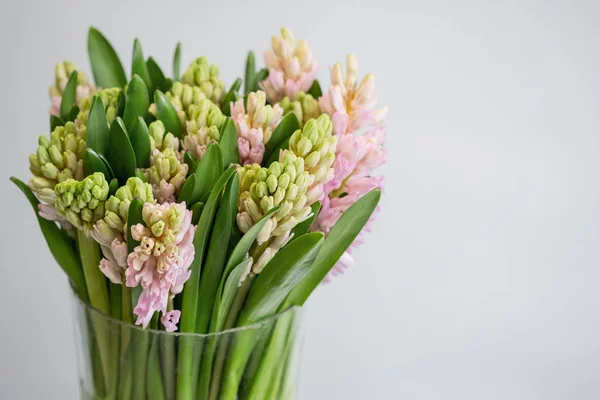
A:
[[74, 88, 120, 138], [181, 98, 226, 159], [143, 148, 189, 203], [230, 91, 283, 165], [278, 91, 320, 126], [29, 122, 86, 204], [126, 202, 196, 331], [148, 120, 180, 152], [259, 28, 318, 103], [313, 126, 386, 279], [318, 54, 387, 135], [180, 56, 226, 105], [48, 61, 96, 116], [92, 177, 155, 282], [236, 154, 313, 274], [281, 113, 337, 204], [54, 172, 109, 235]]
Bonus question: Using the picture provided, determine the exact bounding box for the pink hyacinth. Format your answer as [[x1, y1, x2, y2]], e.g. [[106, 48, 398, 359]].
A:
[[230, 91, 283, 165], [318, 55, 387, 135], [312, 126, 386, 281], [259, 28, 319, 103], [125, 202, 196, 330]]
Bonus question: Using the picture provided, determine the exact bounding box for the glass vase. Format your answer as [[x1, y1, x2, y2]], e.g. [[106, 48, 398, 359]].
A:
[[70, 289, 304, 400]]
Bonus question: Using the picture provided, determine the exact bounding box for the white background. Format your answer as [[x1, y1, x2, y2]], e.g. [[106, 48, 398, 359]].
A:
[[1, 0, 599, 399]]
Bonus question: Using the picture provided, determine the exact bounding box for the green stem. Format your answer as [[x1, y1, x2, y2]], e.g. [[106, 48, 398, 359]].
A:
[[161, 298, 176, 400], [108, 283, 122, 399], [207, 275, 254, 400], [147, 315, 166, 400], [78, 230, 112, 393], [132, 328, 150, 400], [120, 285, 133, 399]]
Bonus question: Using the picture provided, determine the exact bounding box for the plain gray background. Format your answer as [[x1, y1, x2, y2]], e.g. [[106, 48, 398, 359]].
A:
[[1, 0, 599, 399]]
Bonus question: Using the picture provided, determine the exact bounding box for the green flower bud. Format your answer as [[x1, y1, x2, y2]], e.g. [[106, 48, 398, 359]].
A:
[[28, 122, 86, 203], [54, 172, 109, 234], [283, 113, 337, 203], [278, 92, 320, 126], [180, 57, 226, 104], [236, 155, 312, 258], [181, 98, 225, 159], [100, 177, 155, 235]]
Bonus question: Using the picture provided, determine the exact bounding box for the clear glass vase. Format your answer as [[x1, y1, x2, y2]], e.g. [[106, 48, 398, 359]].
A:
[[70, 289, 304, 400]]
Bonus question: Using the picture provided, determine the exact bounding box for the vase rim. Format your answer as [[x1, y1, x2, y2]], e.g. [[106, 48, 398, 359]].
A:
[[70, 286, 302, 338]]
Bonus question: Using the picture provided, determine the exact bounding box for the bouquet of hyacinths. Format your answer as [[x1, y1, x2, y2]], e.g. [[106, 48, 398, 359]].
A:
[[12, 26, 386, 400]]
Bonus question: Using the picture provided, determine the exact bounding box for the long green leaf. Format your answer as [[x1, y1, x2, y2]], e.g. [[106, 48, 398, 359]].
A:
[[146, 57, 166, 93], [177, 173, 196, 204], [219, 118, 240, 167], [173, 42, 181, 81], [219, 232, 323, 398], [123, 75, 150, 132], [88, 27, 127, 88], [60, 71, 78, 121], [190, 143, 223, 205], [83, 148, 111, 178], [105, 117, 136, 184], [131, 39, 152, 94], [177, 168, 236, 398], [129, 117, 151, 168], [221, 78, 242, 116], [86, 96, 110, 155], [10, 177, 87, 301], [244, 51, 256, 96], [195, 173, 240, 334], [263, 113, 300, 162], [286, 189, 381, 306], [154, 90, 182, 138], [239, 232, 323, 325]]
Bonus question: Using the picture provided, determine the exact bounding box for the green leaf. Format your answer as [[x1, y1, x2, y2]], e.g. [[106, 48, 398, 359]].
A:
[[129, 117, 151, 168], [146, 57, 166, 93], [266, 136, 289, 165], [307, 79, 323, 98], [219, 232, 323, 398], [50, 115, 64, 131], [105, 117, 136, 184], [116, 90, 126, 117], [290, 201, 321, 241], [191, 201, 204, 224], [219, 119, 240, 167], [173, 42, 181, 81], [286, 189, 381, 307], [183, 151, 197, 175], [60, 71, 78, 121], [177, 173, 196, 204], [154, 90, 182, 138], [98, 153, 115, 178], [67, 104, 80, 122], [123, 75, 150, 132], [263, 113, 300, 162], [83, 148, 111, 178], [86, 96, 110, 155], [10, 177, 87, 301], [244, 51, 256, 96], [247, 68, 268, 94], [190, 143, 223, 205], [108, 178, 119, 196], [221, 79, 242, 116], [127, 198, 145, 253], [195, 174, 239, 334], [177, 168, 236, 395], [238, 232, 323, 325], [87, 27, 127, 88], [131, 39, 152, 94], [180, 168, 236, 332]]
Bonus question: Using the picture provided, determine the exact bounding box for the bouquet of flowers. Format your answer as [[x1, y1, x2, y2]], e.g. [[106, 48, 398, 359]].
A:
[[12, 27, 386, 400]]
